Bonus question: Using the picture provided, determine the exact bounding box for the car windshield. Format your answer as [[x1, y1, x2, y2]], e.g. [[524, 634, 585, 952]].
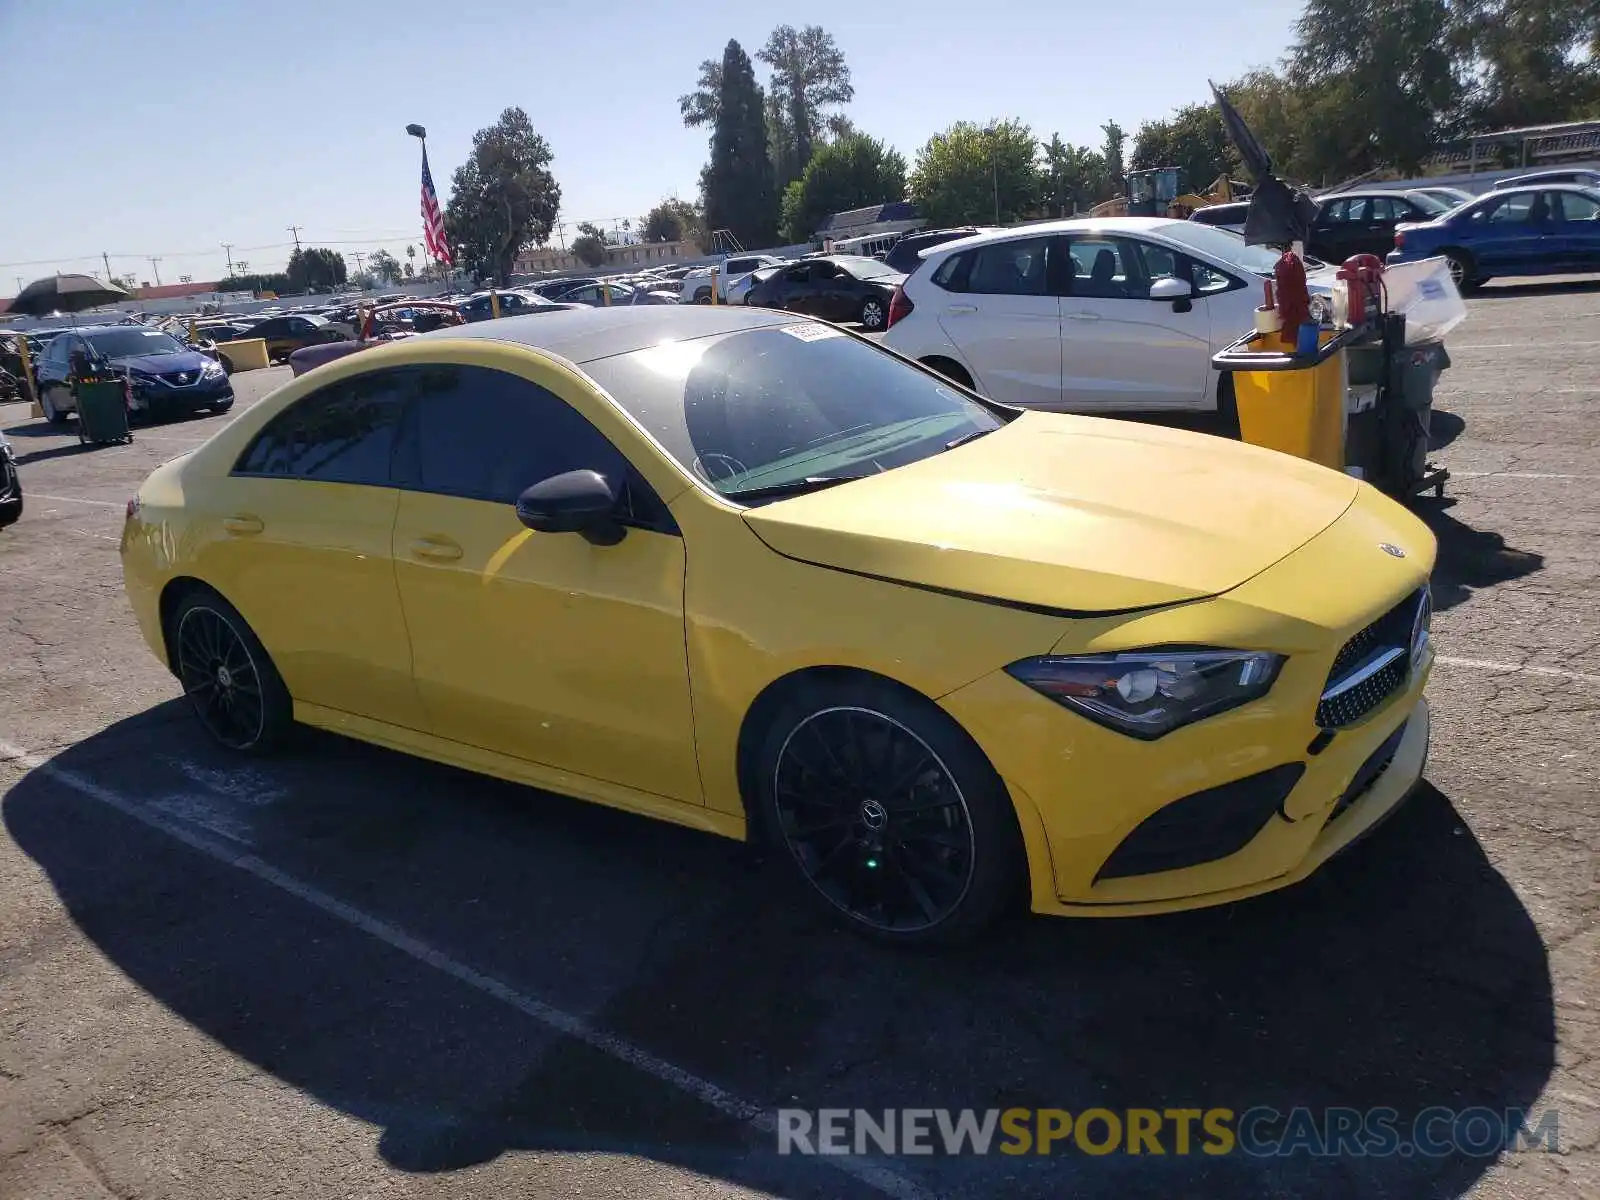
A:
[[1155, 222, 1284, 275], [582, 323, 1005, 502], [834, 256, 897, 280], [85, 329, 186, 358]]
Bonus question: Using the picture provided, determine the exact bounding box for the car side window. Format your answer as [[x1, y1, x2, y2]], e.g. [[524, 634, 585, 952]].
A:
[[1482, 193, 1535, 223], [396, 364, 673, 530], [1368, 197, 1399, 222], [783, 264, 810, 284], [930, 251, 969, 290], [961, 237, 1050, 296], [1553, 192, 1600, 222], [1191, 261, 1236, 295], [1066, 236, 1138, 299], [1318, 199, 1348, 226], [233, 370, 408, 485]]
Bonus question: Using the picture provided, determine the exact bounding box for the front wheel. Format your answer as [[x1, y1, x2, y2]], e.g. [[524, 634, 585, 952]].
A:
[[859, 297, 887, 330], [169, 588, 293, 753], [754, 678, 1025, 944], [0, 458, 21, 529]]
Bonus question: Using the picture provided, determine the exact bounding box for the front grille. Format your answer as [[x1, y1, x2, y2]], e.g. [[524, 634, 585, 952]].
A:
[[1316, 589, 1427, 728], [1095, 764, 1305, 881], [1327, 720, 1407, 823], [158, 370, 198, 386]]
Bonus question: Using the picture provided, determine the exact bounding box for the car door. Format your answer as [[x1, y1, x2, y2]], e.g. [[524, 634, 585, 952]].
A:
[[388, 360, 699, 803], [934, 234, 1062, 408], [770, 263, 812, 313], [1309, 198, 1353, 262], [1057, 235, 1212, 411], [1468, 191, 1553, 273], [252, 318, 287, 359], [1551, 190, 1600, 271], [216, 369, 425, 729]]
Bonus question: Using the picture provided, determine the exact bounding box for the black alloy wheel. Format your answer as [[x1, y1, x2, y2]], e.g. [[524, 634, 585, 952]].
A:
[[175, 604, 270, 750], [772, 705, 976, 935]]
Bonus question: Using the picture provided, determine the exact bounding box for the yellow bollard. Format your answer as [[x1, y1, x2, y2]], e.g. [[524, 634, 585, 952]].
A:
[[489, 289, 501, 320], [16, 333, 40, 418], [711, 265, 719, 305], [601, 283, 611, 306]]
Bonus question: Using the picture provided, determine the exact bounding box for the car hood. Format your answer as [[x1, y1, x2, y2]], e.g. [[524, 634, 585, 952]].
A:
[[110, 349, 210, 373], [740, 412, 1360, 614]]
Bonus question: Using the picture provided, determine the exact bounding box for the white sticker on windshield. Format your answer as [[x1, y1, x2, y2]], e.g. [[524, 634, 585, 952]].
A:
[[778, 322, 844, 342]]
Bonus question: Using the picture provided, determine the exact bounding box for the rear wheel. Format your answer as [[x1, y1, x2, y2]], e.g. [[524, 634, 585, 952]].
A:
[[859, 297, 887, 330], [169, 588, 293, 753], [919, 356, 975, 390], [692, 288, 712, 305], [40, 387, 69, 425], [0, 456, 21, 529], [753, 677, 1025, 944], [1443, 250, 1478, 294]]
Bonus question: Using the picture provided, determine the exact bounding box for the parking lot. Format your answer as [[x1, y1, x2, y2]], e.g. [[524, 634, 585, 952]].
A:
[[1, 284, 1596, 1199]]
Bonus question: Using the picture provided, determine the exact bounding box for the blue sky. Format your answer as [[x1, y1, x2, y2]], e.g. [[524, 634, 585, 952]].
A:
[[0, 0, 1298, 292]]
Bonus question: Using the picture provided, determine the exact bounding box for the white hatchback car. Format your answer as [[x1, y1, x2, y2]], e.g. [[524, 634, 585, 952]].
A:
[[882, 217, 1333, 415]]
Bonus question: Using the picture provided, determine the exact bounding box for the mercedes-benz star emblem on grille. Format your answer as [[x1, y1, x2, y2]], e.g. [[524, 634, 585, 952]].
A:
[[1379, 543, 1406, 558]]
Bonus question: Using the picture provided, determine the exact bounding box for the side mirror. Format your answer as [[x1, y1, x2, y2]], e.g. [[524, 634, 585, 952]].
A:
[[515, 469, 625, 546], [1150, 276, 1194, 312]]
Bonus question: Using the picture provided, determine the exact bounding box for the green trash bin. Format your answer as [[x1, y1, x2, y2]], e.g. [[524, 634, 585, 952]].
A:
[[74, 379, 132, 446]]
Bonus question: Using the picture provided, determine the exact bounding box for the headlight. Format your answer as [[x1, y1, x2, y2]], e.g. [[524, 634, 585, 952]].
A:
[[1006, 649, 1286, 740], [202, 359, 224, 377]]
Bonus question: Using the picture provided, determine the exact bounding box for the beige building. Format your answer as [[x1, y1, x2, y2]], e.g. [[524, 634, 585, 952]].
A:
[[514, 239, 693, 276]]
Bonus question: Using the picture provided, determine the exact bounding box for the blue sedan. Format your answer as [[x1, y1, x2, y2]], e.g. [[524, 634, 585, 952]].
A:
[[1388, 184, 1600, 291]]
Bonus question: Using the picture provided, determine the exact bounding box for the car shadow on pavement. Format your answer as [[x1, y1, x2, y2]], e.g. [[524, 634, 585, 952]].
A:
[[4, 707, 1555, 1199], [1428, 409, 1465, 452], [13, 442, 113, 467], [1477, 278, 1600, 299], [1414, 496, 1545, 612]]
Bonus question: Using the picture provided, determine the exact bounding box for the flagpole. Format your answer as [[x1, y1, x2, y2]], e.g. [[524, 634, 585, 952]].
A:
[[406, 122, 445, 292]]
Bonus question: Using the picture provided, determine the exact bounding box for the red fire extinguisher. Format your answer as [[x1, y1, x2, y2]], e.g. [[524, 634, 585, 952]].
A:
[[1337, 253, 1387, 330]]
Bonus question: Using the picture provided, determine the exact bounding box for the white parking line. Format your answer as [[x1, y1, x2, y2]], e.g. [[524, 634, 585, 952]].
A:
[[1436, 656, 1600, 686], [1449, 339, 1600, 350], [0, 738, 935, 1200], [29, 493, 123, 508], [1451, 471, 1600, 481]]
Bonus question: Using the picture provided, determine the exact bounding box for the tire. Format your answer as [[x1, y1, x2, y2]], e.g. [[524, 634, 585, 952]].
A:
[[859, 297, 887, 331], [920, 357, 974, 390], [167, 587, 293, 753], [218, 353, 234, 376], [1443, 250, 1478, 294], [40, 387, 69, 425], [692, 288, 712, 305], [0, 459, 21, 529], [752, 676, 1026, 945], [208, 398, 235, 415]]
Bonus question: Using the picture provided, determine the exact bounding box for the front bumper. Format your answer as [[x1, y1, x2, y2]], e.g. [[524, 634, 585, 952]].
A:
[[128, 376, 233, 417], [937, 481, 1437, 917]]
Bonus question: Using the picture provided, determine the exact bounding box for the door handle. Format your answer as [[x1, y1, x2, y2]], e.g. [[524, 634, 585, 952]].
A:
[[409, 537, 463, 562], [222, 515, 263, 536], [945, 304, 978, 315], [1065, 311, 1101, 322]]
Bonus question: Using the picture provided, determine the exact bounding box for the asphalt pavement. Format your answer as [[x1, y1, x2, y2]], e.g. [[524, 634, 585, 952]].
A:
[[1, 282, 1597, 1199]]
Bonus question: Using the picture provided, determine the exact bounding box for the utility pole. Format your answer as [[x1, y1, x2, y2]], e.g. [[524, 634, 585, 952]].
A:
[[351, 250, 366, 281], [222, 243, 235, 276], [102, 251, 112, 280], [287, 225, 303, 252], [149, 257, 163, 286]]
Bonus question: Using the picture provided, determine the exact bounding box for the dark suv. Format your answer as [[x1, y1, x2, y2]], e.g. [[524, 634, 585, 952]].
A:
[[883, 227, 987, 275]]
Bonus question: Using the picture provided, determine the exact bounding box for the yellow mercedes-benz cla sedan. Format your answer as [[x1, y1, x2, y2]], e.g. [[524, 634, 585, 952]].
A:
[[121, 306, 1435, 943]]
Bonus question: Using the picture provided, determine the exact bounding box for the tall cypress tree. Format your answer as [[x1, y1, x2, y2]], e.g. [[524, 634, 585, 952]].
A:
[[702, 40, 777, 249]]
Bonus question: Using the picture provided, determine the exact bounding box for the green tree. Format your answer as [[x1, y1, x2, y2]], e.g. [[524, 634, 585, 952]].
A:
[[702, 40, 778, 248], [285, 247, 347, 292], [766, 88, 802, 193], [571, 221, 609, 267], [758, 24, 854, 179], [1456, 0, 1600, 129], [679, 57, 723, 129], [368, 250, 402, 284], [641, 197, 703, 245], [443, 107, 562, 286], [1100, 120, 1128, 196], [779, 132, 907, 243], [1040, 134, 1111, 215], [908, 120, 1041, 227], [1130, 103, 1235, 194], [1289, 0, 1463, 179]]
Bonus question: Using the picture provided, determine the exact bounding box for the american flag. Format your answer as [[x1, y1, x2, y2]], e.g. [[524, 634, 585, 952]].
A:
[[420, 148, 451, 265]]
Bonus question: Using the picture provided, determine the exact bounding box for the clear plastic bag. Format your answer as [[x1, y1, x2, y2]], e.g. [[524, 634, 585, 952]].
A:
[[1382, 257, 1468, 345]]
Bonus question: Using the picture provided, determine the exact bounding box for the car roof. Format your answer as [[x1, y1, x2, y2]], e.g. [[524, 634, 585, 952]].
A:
[[917, 216, 1193, 258], [417, 303, 805, 365]]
